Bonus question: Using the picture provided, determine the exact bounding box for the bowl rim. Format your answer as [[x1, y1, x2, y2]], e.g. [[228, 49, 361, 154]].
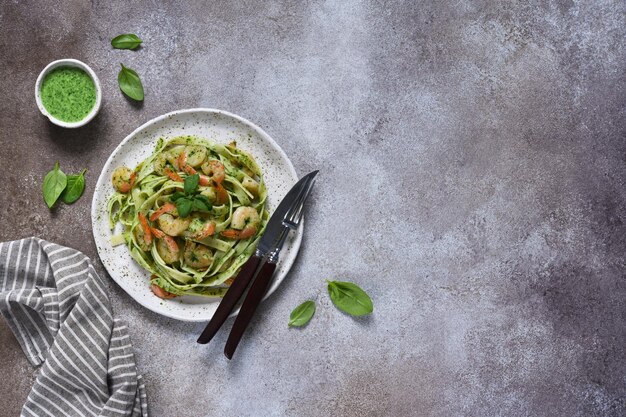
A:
[[35, 58, 102, 129]]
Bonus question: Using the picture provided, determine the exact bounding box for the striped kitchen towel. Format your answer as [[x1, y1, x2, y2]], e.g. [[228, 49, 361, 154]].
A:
[[0, 237, 148, 417]]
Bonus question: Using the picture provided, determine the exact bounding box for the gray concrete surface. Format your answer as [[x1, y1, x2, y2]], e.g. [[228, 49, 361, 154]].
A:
[[1, 0, 625, 416]]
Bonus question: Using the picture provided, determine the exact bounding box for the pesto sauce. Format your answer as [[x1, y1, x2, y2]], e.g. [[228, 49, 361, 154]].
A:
[[40, 66, 96, 122]]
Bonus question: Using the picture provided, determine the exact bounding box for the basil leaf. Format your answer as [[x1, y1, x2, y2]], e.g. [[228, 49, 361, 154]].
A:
[[194, 195, 212, 210], [170, 192, 185, 201], [288, 300, 316, 327], [111, 33, 142, 50], [192, 198, 210, 212], [42, 162, 67, 208], [184, 174, 199, 195], [61, 169, 86, 204], [175, 198, 193, 218], [327, 280, 373, 316], [118, 64, 144, 101], [195, 194, 212, 205]]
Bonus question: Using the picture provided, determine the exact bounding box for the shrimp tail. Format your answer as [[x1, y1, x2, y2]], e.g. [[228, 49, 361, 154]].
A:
[[137, 213, 153, 246], [177, 152, 186, 171], [215, 184, 229, 205], [150, 283, 177, 299], [192, 221, 216, 239], [149, 202, 176, 221], [117, 171, 137, 193], [220, 226, 256, 240], [150, 227, 179, 252], [198, 174, 211, 186], [179, 152, 198, 175], [162, 235, 179, 252], [164, 168, 183, 182]]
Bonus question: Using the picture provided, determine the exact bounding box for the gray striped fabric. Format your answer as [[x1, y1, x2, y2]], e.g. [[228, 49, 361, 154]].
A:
[[0, 237, 148, 417]]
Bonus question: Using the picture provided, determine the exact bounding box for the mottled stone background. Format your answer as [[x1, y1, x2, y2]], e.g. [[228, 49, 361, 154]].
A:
[[1, 0, 625, 416]]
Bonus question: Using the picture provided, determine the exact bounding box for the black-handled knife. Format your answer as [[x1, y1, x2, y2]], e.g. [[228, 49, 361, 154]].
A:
[[197, 170, 318, 348], [224, 175, 316, 358]]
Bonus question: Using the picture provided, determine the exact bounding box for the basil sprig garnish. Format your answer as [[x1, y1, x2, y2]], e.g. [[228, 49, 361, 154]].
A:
[[111, 34, 142, 50], [193, 195, 212, 212], [118, 64, 144, 101], [42, 162, 67, 208], [327, 280, 373, 316], [171, 174, 211, 217], [288, 300, 316, 327], [174, 198, 193, 218]]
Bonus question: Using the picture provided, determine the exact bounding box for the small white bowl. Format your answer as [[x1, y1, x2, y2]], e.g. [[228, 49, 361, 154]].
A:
[[35, 59, 102, 128]]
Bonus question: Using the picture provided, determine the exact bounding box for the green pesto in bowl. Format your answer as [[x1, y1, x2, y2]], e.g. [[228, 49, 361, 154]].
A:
[[40, 66, 97, 122]]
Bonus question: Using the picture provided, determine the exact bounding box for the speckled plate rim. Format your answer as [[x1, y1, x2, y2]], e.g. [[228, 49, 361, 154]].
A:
[[91, 108, 302, 322]]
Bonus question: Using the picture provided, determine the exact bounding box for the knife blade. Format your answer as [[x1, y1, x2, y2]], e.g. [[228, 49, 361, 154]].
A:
[[223, 172, 317, 359], [197, 170, 318, 344]]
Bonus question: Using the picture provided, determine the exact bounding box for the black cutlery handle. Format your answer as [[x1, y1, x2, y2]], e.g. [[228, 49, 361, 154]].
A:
[[224, 260, 277, 359], [196, 255, 262, 344]]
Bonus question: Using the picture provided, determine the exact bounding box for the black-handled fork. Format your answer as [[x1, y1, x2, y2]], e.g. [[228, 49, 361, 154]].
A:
[[197, 170, 318, 357], [223, 176, 316, 358]]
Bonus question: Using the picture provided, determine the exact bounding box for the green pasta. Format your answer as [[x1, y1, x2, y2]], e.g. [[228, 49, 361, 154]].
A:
[[108, 136, 268, 299]]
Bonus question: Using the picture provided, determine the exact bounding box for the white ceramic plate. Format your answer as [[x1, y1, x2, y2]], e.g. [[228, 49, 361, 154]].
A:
[[91, 109, 302, 322]]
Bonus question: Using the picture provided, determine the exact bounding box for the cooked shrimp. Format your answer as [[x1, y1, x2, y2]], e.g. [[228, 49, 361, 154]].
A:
[[242, 177, 259, 197], [151, 228, 180, 264], [157, 213, 191, 236], [178, 159, 210, 187], [177, 145, 208, 172], [137, 212, 152, 246], [200, 187, 216, 203], [230, 206, 261, 230], [198, 174, 212, 186], [183, 241, 213, 269], [153, 152, 170, 175], [164, 167, 183, 182], [192, 221, 216, 239], [166, 146, 185, 169], [150, 202, 177, 221], [112, 167, 136, 193], [220, 228, 257, 240], [215, 184, 229, 205], [221, 206, 260, 240], [184, 146, 207, 167], [150, 283, 177, 299], [133, 226, 151, 252], [178, 152, 197, 176], [201, 159, 225, 184], [154, 147, 187, 174], [156, 237, 180, 264]]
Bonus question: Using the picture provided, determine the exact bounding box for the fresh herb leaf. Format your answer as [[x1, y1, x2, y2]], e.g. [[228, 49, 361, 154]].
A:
[[192, 198, 211, 212], [111, 33, 143, 50], [288, 300, 316, 327], [42, 162, 67, 208], [195, 194, 212, 205], [175, 197, 193, 217], [327, 280, 373, 316], [118, 64, 144, 101], [184, 174, 199, 195], [61, 169, 86, 204], [194, 195, 212, 211], [170, 192, 186, 201]]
